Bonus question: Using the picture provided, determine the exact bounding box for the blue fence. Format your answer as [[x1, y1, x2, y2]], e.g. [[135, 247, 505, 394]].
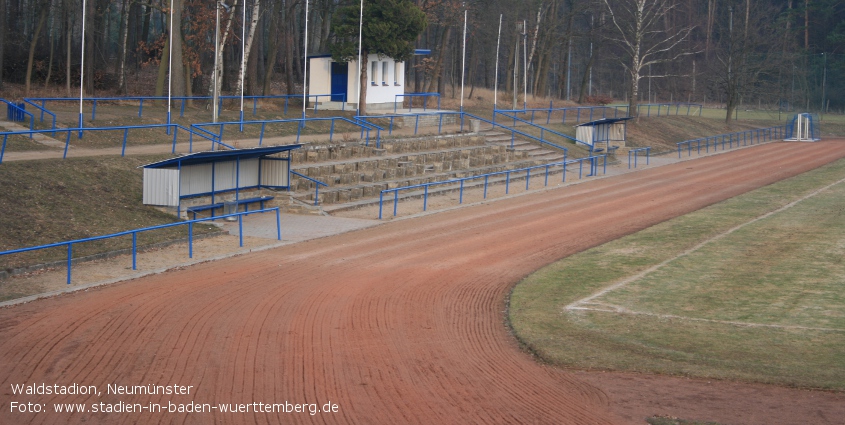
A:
[[0, 123, 227, 164], [191, 116, 381, 148], [23, 94, 345, 125], [636, 103, 703, 117], [1, 99, 34, 135], [394, 93, 441, 113], [356, 111, 458, 137], [676, 125, 787, 158], [492, 110, 591, 150], [378, 155, 609, 219], [495, 104, 630, 126], [0, 207, 281, 285], [290, 171, 328, 206], [628, 147, 651, 168]]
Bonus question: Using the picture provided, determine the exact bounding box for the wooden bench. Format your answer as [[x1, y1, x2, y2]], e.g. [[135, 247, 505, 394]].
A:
[[186, 196, 275, 220]]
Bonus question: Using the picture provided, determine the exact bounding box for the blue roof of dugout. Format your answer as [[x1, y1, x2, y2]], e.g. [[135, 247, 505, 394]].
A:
[[142, 145, 302, 169]]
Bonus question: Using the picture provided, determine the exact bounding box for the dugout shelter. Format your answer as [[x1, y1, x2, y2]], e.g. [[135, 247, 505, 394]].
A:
[[142, 145, 301, 218]]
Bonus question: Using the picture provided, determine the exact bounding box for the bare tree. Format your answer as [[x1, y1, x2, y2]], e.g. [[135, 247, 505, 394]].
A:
[[601, 0, 696, 116]]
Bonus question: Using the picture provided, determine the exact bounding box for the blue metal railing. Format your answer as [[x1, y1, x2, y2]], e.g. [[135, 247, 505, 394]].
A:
[[378, 155, 608, 219], [628, 147, 651, 168], [23, 93, 346, 126], [495, 104, 630, 126], [1, 99, 34, 136], [191, 116, 380, 148], [463, 112, 570, 156], [492, 110, 591, 150], [636, 103, 703, 117], [676, 125, 787, 158], [290, 171, 328, 206], [356, 111, 457, 137], [0, 123, 227, 164], [394, 93, 441, 113], [22, 99, 57, 129], [0, 207, 281, 285]]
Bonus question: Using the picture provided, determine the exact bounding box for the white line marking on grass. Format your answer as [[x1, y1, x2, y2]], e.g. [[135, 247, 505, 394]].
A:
[[570, 303, 845, 333], [564, 175, 845, 313]]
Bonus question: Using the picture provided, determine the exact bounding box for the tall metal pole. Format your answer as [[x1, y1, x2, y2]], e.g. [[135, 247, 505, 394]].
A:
[[494, 14, 502, 110], [356, 0, 363, 116], [460, 9, 467, 112], [79, 0, 87, 136], [240, 0, 246, 125], [167, 0, 173, 128], [302, 0, 309, 124], [522, 21, 527, 110], [566, 38, 571, 101], [212, 3, 220, 123]]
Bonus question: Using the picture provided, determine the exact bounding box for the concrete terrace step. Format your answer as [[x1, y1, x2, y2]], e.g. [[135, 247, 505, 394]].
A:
[[321, 160, 585, 214], [289, 146, 530, 193], [290, 134, 486, 165], [298, 157, 551, 205]]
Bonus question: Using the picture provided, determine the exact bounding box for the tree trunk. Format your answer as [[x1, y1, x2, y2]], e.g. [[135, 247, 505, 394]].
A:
[[66, 2, 72, 96], [0, 0, 6, 89], [117, 0, 130, 93], [262, 0, 281, 95], [235, 0, 260, 99], [25, 7, 49, 96], [358, 49, 369, 116], [206, 0, 238, 101], [44, 5, 56, 89], [424, 25, 450, 93], [155, 0, 186, 101]]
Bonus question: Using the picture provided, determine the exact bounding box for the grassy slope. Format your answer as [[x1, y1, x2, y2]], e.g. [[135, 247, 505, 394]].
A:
[[509, 158, 845, 390], [0, 155, 215, 270]]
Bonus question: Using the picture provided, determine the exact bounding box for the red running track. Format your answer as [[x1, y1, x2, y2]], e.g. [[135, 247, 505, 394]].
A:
[[2, 141, 844, 424]]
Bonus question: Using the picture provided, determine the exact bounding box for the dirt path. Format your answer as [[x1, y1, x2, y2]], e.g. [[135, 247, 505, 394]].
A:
[[1, 141, 844, 425]]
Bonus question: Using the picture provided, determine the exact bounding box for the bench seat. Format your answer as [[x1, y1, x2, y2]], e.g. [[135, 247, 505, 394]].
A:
[[186, 196, 275, 220]]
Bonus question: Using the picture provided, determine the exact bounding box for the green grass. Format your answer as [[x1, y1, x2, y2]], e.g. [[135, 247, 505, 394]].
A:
[[509, 157, 845, 390]]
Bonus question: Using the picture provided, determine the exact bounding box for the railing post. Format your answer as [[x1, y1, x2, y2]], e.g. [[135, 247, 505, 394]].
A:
[[238, 214, 244, 247], [379, 192, 384, 219], [484, 175, 489, 198], [459, 180, 464, 204], [394, 191, 399, 217], [423, 185, 429, 211], [67, 243, 72, 285], [505, 171, 510, 194], [188, 222, 193, 258], [276, 208, 282, 240], [132, 232, 137, 269]]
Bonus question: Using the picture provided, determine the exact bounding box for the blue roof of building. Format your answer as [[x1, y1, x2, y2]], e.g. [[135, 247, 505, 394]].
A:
[[575, 117, 633, 127], [142, 145, 302, 169]]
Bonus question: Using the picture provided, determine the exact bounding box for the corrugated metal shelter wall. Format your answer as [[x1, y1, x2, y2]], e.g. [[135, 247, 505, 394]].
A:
[[239, 159, 260, 188], [260, 159, 289, 187], [576, 126, 594, 146], [595, 123, 625, 142], [180, 163, 213, 196], [143, 168, 180, 206]]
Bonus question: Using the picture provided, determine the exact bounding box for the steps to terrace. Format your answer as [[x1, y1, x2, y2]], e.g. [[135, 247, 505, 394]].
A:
[[479, 129, 567, 163], [287, 127, 573, 209]]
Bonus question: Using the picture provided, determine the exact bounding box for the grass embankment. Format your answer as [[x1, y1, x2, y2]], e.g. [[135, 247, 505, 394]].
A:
[[509, 157, 845, 390], [0, 155, 216, 272]]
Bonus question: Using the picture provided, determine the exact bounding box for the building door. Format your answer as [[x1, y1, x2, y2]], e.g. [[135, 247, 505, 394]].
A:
[[330, 62, 348, 102]]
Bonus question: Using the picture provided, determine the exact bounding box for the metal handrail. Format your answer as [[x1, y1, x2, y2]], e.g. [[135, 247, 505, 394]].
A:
[[290, 171, 328, 206], [462, 112, 570, 155], [491, 110, 590, 150], [0, 123, 231, 164], [0, 207, 282, 285], [676, 125, 786, 158], [1, 99, 35, 135], [378, 155, 611, 219]]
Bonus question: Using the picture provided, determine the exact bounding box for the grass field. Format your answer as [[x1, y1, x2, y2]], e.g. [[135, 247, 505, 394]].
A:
[[0, 155, 217, 273], [509, 156, 845, 390]]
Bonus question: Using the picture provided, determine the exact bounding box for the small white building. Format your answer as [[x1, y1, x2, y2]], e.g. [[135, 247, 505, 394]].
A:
[[575, 118, 632, 152], [308, 50, 430, 112]]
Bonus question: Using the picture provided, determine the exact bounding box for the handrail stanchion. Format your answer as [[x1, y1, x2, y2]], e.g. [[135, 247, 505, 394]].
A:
[[132, 233, 137, 269], [394, 191, 399, 217]]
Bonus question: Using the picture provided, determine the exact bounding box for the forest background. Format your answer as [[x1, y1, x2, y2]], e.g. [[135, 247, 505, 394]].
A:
[[0, 0, 841, 118]]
